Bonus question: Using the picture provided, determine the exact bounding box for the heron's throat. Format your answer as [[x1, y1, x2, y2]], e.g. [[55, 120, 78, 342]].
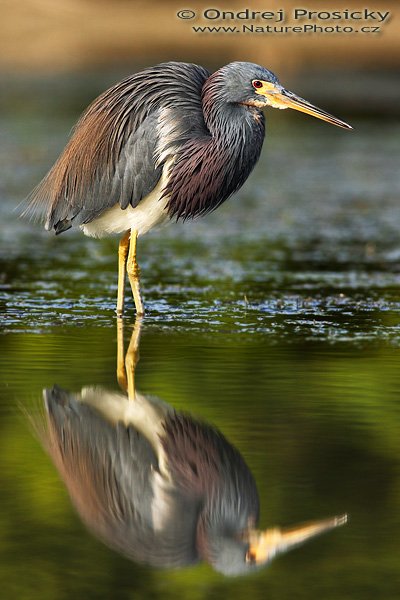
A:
[[200, 74, 266, 183], [202, 75, 265, 141], [196, 514, 252, 576]]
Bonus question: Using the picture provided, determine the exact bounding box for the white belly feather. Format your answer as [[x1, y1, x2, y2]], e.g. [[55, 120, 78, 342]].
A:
[[81, 163, 171, 238]]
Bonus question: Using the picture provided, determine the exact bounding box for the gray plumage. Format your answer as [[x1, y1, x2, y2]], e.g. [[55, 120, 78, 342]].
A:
[[37, 385, 259, 572], [24, 61, 275, 233]]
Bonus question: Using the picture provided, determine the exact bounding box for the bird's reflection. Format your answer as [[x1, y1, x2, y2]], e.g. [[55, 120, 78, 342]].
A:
[[35, 319, 346, 576]]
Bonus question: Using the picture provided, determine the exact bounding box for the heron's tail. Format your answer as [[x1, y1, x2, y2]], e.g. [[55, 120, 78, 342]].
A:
[[21, 166, 72, 234]]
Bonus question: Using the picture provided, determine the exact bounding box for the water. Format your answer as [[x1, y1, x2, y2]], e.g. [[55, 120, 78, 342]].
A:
[[1, 83, 400, 598]]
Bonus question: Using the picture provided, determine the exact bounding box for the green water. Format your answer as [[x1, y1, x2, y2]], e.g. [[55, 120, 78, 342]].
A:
[[1, 82, 400, 598]]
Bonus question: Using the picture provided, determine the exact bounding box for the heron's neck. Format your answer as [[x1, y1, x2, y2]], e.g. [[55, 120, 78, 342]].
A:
[[196, 472, 257, 564], [201, 74, 265, 144], [196, 509, 252, 575], [204, 105, 264, 149], [163, 80, 265, 220]]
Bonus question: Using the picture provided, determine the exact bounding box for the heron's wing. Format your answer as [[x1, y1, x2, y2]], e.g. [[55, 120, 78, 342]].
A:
[[41, 386, 158, 527], [26, 111, 162, 234]]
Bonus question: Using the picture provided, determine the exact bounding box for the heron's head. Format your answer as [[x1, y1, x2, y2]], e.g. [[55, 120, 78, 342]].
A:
[[208, 514, 348, 576], [217, 62, 351, 129]]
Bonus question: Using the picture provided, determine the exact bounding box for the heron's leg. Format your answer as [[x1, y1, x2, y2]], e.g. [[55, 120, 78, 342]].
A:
[[117, 316, 142, 398], [117, 230, 130, 317], [125, 316, 142, 400], [126, 229, 145, 315], [116, 318, 128, 391]]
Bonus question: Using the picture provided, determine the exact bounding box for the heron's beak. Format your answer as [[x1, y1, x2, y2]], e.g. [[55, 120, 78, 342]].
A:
[[245, 514, 347, 565], [256, 83, 352, 129]]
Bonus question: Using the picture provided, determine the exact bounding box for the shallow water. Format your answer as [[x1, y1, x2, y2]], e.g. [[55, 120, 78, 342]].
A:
[[1, 87, 400, 598]]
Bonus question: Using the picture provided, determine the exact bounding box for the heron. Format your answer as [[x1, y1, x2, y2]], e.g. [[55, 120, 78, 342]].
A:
[[25, 61, 351, 315], [32, 319, 347, 576]]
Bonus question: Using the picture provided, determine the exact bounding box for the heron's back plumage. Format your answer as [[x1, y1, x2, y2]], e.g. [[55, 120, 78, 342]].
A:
[[25, 62, 210, 234]]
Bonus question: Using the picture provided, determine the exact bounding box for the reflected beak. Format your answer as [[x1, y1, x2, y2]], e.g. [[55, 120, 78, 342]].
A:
[[246, 514, 348, 565], [257, 83, 352, 129]]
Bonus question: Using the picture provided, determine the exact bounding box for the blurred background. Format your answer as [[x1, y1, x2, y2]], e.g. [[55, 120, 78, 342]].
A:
[[1, 0, 399, 116]]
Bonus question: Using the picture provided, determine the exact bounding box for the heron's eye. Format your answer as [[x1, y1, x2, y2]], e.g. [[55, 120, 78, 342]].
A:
[[252, 80, 263, 89]]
